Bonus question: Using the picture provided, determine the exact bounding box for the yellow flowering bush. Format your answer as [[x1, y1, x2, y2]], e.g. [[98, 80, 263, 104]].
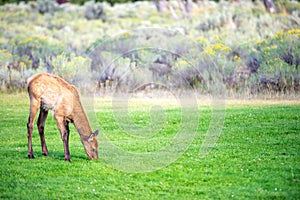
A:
[[203, 43, 231, 56], [233, 55, 242, 63], [0, 49, 12, 65], [52, 53, 91, 84], [252, 29, 300, 92]]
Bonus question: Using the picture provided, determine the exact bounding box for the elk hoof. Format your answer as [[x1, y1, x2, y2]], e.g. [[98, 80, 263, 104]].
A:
[[42, 152, 49, 156], [28, 154, 35, 159]]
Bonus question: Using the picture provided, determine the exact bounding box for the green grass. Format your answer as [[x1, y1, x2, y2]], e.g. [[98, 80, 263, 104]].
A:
[[0, 94, 299, 199]]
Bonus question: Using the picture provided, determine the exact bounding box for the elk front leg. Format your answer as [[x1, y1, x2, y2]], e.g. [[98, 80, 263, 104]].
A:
[[64, 121, 71, 161], [55, 116, 71, 162], [37, 109, 49, 156], [27, 99, 39, 159]]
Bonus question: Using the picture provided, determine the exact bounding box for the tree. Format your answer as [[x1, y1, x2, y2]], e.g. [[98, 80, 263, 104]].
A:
[[263, 0, 276, 13]]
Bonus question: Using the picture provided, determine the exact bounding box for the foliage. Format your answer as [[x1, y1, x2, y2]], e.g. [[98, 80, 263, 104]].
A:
[[276, 0, 300, 14], [0, 1, 299, 96], [36, 0, 61, 14], [0, 35, 64, 90], [253, 29, 300, 93], [84, 0, 106, 21], [51, 53, 93, 92], [11, 35, 64, 64]]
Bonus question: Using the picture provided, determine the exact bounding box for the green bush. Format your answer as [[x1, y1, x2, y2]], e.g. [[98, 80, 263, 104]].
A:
[[52, 53, 93, 92], [252, 29, 300, 93], [84, 0, 106, 21], [36, 0, 61, 14], [10, 35, 64, 69]]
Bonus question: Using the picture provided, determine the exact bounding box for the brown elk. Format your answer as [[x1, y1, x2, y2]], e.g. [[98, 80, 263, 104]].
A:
[[26, 72, 98, 162]]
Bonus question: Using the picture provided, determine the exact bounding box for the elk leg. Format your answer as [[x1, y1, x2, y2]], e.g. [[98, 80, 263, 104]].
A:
[[55, 116, 71, 162], [37, 109, 49, 156], [27, 99, 39, 159], [64, 121, 70, 160], [63, 121, 71, 162]]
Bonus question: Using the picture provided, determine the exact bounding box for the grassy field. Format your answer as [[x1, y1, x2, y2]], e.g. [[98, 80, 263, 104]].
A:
[[0, 93, 299, 199]]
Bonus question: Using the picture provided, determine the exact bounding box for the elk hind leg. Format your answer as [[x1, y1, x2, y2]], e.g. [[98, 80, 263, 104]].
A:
[[37, 108, 49, 156], [27, 99, 39, 159]]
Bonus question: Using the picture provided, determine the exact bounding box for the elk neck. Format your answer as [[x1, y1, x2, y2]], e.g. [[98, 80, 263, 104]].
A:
[[71, 101, 93, 140]]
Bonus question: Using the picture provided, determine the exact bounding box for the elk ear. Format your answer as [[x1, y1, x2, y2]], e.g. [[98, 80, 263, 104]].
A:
[[93, 130, 99, 137], [88, 130, 99, 142]]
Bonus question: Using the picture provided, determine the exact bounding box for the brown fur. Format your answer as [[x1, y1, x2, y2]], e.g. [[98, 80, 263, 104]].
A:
[[26, 72, 98, 161]]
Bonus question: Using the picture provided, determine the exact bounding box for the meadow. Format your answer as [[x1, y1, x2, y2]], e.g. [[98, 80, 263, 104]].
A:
[[0, 93, 299, 199]]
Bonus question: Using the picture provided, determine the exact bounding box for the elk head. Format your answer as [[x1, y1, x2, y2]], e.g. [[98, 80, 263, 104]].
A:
[[85, 130, 99, 159]]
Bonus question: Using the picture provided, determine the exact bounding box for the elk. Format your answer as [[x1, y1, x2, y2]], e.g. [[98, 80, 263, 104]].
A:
[[26, 72, 98, 162]]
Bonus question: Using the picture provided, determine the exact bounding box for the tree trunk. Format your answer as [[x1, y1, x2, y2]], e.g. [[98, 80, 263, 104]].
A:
[[263, 0, 276, 13]]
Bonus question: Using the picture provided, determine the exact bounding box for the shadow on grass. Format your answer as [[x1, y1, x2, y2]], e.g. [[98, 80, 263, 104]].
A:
[[32, 151, 89, 162], [1, 148, 90, 162]]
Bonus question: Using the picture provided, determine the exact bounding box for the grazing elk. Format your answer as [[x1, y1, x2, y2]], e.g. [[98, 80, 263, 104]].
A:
[[27, 72, 98, 162]]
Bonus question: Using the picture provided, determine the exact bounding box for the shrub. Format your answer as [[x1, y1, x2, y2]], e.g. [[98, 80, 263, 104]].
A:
[[52, 53, 93, 92], [9, 35, 64, 70], [252, 29, 300, 93], [84, 0, 106, 21], [36, 0, 61, 15]]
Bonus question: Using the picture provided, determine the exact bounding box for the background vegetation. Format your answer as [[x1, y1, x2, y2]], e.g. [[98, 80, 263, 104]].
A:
[[1, 0, 239, 6], [0, 0, 299, 97]]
